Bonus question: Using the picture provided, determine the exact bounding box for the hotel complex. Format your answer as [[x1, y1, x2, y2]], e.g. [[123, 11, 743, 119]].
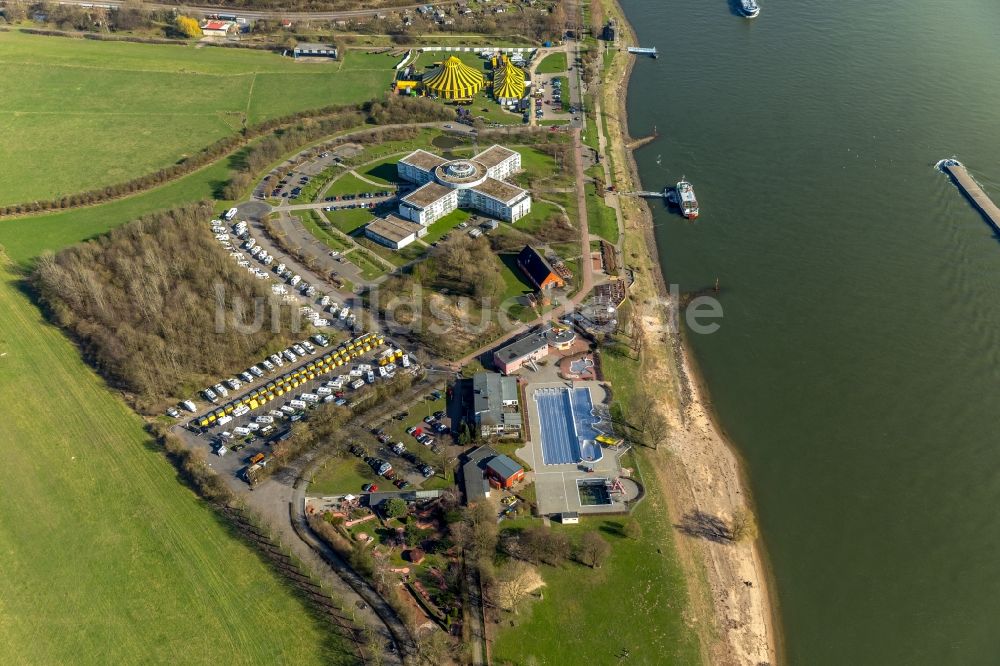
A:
[[364, 144, 532, 250]]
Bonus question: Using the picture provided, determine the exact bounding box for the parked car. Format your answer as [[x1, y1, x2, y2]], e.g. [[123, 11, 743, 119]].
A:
[[363, 483, 378, 493]]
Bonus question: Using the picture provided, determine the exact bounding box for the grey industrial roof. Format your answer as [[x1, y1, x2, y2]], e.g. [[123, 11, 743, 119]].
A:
[[493, 327, 550, 364], [461, 445, 499, 503], [472, 372, 520, 426], [365, 215, 424, 243], [401, 181, 453, 209], [399, 149, 448, 172], [474, 144, 518, 169], [487, 454, 523, 480], [471, 177, 527, 204]]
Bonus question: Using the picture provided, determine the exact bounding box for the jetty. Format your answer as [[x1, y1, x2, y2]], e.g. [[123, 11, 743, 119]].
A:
[[627, 46, 658, 58], [627, 188, 670, 199], [937, 159, 1000, 232]]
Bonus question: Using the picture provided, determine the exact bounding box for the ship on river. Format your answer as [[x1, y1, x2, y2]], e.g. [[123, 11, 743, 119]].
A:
[[676, 178, 699, 219], [741, 0, 761, 18]]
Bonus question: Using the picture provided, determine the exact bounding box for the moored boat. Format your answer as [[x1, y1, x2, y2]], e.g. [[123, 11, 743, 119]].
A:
[[676, 178, 699, 219]]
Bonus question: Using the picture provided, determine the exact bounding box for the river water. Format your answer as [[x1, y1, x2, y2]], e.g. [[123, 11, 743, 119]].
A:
[[619, 0, 1000, 663]]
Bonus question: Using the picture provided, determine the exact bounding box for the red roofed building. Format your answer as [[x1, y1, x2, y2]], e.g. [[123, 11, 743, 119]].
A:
[[517, 245, 565, 291], [201, 20, 235, 37]]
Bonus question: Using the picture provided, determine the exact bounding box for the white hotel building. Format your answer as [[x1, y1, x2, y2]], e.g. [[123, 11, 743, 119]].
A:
[[396, 145, 531, 225], [365, 144, 532, 250]]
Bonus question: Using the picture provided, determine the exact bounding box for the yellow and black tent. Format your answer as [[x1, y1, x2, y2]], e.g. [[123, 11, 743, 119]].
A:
[[422, 56, 485, 100], [492, 55, 526, 102]]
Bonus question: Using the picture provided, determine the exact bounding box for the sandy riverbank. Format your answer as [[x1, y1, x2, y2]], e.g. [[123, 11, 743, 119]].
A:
[[599, 1, 780, 663]]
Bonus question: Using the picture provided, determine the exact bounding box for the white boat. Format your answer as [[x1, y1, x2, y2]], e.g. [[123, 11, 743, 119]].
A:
[[675, 178, 699, 220], [740, 0, 760, 18]]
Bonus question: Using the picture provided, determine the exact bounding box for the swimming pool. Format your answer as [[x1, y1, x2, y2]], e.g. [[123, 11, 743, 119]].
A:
[[535, 387, 604, 465]]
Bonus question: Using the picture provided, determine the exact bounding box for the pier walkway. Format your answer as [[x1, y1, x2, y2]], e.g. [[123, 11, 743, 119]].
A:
[[938, 159, 1000, 232], [627, 46, 658, 57]]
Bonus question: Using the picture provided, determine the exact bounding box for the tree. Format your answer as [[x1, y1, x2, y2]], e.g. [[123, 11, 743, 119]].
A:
[[495, 560, 534, 615], [729, 509, 759, 543], [416, 628, 452, 664], [175, 15, 201, 37], [384, 498, 408, 519], [577, 531, 611, 568]]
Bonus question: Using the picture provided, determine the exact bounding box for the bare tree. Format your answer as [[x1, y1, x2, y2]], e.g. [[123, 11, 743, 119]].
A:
[[495, 560, 534, 615], [416, 628, 452, 664], [729, 508, 759, 544], [577, 531, 611, 568]]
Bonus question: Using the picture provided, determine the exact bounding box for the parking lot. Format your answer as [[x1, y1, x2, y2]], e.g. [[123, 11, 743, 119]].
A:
[[256, 143, 364, 201], [531, 73, 578, 125], [174, 332, 418, 483]]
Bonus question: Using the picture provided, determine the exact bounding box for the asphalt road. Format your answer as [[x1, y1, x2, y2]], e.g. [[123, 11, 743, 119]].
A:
[[54, 0, 461, 20]]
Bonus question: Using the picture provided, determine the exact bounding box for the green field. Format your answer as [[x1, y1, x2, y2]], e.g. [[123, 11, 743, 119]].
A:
[[0, 31, 394, 205], [535, 51, 568, 74], [492, 498, 702, 666], [0, 263, 351, 664]]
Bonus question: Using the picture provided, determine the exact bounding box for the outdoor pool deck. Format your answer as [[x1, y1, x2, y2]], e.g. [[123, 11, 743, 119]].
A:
[[534, 386, 602, 465], [518, 381, 631, 516]]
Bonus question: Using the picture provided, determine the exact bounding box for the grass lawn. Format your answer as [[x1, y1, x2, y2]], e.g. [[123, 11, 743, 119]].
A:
[[359, 156, 404, 186], [0, 31, 393, 205], [421, 208, 472, 245], [0, 264, 350, 665], [297, 210, 353, 252], [345, 247, 386, 280], [535, 51, 568, 74], [325, 172, 391, 198], [586, 190, 621, 244], [311, 456, 380, 495], [0, 158, 234, 267], [497, 252, 539, 322], [515, 200, 564, 238], [556, 75, 571, 112], [325, 208, 376, 236], [492, 499, 702, 666]]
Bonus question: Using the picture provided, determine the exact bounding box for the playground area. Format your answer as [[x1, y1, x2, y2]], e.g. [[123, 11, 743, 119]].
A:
[[518, 381, 640, 516]]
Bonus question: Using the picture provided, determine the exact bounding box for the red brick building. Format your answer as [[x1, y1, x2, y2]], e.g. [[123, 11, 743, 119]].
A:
[[486, 454, 525, 489]]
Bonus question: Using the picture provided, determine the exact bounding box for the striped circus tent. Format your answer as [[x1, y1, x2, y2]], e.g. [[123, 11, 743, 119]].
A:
[[422, 56, 485, 100], [493, 55, 526, 102]]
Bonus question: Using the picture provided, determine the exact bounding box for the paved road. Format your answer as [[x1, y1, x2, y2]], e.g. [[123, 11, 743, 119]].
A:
[[54, 0, 461, 20]]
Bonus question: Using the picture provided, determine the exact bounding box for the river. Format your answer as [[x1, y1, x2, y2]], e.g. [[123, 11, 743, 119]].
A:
[[619, 0, 1000, 663]]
